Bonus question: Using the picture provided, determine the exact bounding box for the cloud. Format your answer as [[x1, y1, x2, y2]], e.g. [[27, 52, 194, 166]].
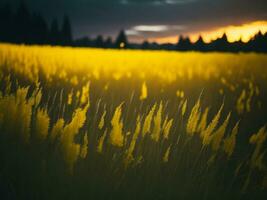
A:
[[165, 0, 197, 4], [120, 0, 197, 5], [134, 25, 185, 32], [134, 25, 170, 32], [125, 30, 141, 36], [126, 25, 186, 36]]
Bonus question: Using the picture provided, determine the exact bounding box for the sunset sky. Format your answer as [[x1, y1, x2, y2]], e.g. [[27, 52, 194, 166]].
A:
[[2, 0, 267, 43]]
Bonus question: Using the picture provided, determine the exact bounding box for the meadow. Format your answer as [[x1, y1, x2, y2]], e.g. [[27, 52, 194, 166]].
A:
[[0, 43, 267, 199]]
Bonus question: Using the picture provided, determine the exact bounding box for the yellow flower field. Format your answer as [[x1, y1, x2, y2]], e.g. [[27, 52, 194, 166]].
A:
[[0, 43, 267, 199]]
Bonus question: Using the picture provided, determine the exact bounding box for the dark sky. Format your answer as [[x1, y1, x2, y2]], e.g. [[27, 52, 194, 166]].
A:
[[2, 0, 267, 42]]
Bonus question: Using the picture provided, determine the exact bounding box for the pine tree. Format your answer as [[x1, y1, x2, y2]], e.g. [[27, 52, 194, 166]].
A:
[[61, 15, 73, 46], [115, 30, 128, 48]]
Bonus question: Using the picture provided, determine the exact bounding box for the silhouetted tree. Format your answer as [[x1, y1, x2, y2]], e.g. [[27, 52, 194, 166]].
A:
[[176, 35, 192, 51], [115, 30, 128, 48], [248, 31, 267, 52], [31, 13, 48, 44], [61, 15, 72, 46], [150, 42, 161, 50], [210, 33, 229, 51], [161, 43, 176, 50], [73, 36, 93, 47], [0, 2, 75, 46], [104, 37, 113, 48], [95, 35, 104, 48], [14, 1, 32, 43], [194, 36, 206, 51], [0, 4, 14, 42], [231, 38, 244, 52], [141, 41, 150, 49], [49, 18, 60, 45], [264, 32, 267, 52]]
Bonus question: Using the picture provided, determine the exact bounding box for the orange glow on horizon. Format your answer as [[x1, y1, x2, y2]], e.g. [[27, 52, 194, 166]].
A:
[[148, 21, 267, 44]]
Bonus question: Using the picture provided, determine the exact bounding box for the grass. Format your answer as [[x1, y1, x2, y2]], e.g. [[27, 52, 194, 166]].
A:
[[0, 43, 267, 199]]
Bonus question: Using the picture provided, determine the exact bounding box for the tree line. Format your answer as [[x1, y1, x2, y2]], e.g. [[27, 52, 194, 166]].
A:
[[0, 2, 72, 46], [0, 2, 267, 52]]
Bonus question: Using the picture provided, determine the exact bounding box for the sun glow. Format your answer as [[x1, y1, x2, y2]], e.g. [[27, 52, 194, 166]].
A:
[[150, 21, 267, 44], [190, 21, 267, 43]]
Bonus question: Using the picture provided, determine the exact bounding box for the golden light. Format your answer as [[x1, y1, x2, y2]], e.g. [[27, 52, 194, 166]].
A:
[[148, 20, 267, 44], [148, 36, 178, 44], [190, 21, 267, 43], [120, 42, 125, 48]]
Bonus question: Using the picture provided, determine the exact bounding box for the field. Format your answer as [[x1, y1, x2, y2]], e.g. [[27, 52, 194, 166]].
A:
[[0, 43, 267, 199]]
